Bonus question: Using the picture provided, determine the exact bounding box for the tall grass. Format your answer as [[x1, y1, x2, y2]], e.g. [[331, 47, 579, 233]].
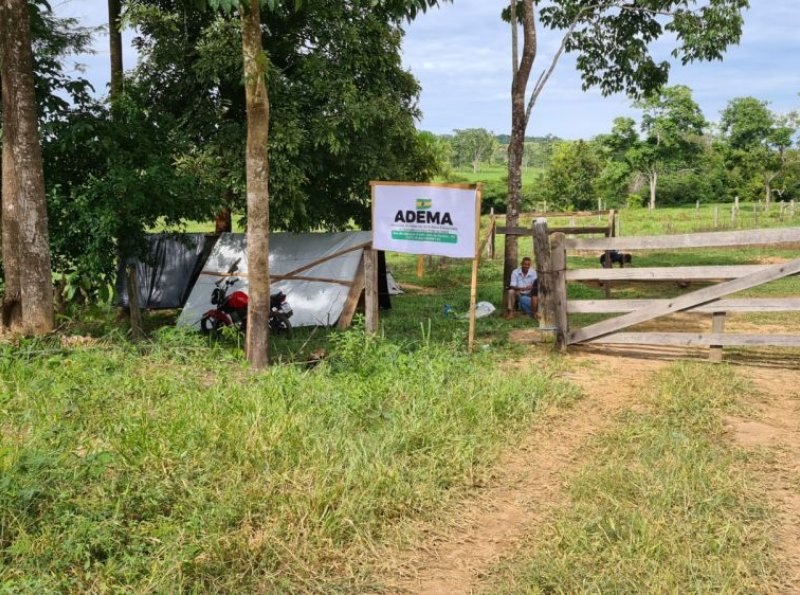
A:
[[488, 363, 776, 593], [0, 328, 577, 592]]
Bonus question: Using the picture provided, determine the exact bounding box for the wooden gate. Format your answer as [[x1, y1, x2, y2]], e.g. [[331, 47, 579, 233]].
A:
[[533, 221, 800, 359]]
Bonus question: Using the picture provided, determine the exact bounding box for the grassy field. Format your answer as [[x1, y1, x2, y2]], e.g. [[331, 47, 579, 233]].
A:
[[2, 204, 799, 591]]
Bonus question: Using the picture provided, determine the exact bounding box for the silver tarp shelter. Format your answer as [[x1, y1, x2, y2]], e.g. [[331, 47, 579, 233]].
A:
[[177, 231, 373, 329]]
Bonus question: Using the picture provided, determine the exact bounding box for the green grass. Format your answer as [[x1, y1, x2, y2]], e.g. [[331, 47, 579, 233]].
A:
[[487, 363, 776, 593], [0, 329, 578, 592], [446, 164, 546, 185]]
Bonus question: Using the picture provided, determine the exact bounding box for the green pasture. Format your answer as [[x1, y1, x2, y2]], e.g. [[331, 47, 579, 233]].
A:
[[2, 204, 800, 591]]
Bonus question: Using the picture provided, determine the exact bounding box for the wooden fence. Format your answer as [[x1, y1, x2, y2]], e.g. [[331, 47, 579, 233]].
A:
[[533, 221, 800, 360]]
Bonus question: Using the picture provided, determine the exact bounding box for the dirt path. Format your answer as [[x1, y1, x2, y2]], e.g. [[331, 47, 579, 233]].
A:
[[374, 351, 667, 594], [723, 367, 800, 591]]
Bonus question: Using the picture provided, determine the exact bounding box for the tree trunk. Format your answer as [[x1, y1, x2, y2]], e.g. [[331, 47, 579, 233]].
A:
[[504, 0, 536, 311], [108, 0, 123, 99], [649, 171, 657, 210], [214, 206, 232, 234], [1, 2, 22, 331], [241, 0, 270, 369], [1, 0, 54, 334], [764, 174, 773, 212]]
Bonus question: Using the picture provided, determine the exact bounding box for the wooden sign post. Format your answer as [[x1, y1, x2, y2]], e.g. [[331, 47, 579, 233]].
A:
[[371, 181, 482, 351]]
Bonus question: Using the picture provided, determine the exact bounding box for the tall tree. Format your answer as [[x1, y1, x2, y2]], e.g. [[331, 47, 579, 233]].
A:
[[631, 85, 706, 210], [720, 97, 799, 210], [539, 140, 602, 210], [240, 0, 271, 369], [501, 0, 748, 292], [1, 0, 54, 334], [108, 0, 124, 99], [451, 128, 496, 173]]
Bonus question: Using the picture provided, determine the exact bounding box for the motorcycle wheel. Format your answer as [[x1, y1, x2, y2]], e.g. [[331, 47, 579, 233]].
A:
[[200, 315, 222, 338], [270, 312, 293, 338]]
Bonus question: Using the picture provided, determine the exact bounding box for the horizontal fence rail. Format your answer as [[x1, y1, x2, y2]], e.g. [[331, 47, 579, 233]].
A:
[[568, 298, 800, 314], [532, 218, 800, 359], [566, 265, 771, 282], [566, 227, 800, 251], [585, 333, 800, 348]]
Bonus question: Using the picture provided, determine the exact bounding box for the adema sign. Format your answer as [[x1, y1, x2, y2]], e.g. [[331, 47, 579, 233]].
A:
[[371, 182, 480, 259]]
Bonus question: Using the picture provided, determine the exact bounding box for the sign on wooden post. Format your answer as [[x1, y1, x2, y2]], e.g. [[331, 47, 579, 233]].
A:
[[371, 181, 481, 350]]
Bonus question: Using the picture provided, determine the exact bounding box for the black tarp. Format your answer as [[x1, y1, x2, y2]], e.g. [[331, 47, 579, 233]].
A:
[[116, 234, 217, 309]]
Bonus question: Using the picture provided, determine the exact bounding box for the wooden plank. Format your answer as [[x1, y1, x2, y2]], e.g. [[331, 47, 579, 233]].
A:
[[270, 274, 354, 286], [568, 297, 800, 314], [336, 254, 365, 330], [533, 219, 554, 328], [508, 209, 610, 219], [279, 242, 371, 279], [567, 265, 766, 282], [586, 332, 800, 348], [416, 255, 424, 278], [468, 188, 481, 353], [551, 232, 569, 351], [567, 227, 800, 252], [569, 257, 800, 344], [364, 248, 379, 334], [497, 226, 533, 236], [709, 312, 726, 362], [477, 215, 496, 258], [369, 180, 478, 190], [498, 225, 610, 236]]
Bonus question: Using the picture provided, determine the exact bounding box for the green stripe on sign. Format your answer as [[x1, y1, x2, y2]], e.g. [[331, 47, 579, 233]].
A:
[[392, 231, 458, 243]]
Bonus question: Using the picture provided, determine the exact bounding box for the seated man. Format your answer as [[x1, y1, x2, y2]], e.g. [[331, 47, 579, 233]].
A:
[[506, 256, 539, 318]]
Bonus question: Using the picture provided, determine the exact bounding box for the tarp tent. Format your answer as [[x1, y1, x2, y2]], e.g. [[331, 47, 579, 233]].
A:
[[177, 231, 378, 329], [116, 233, 216, 309]]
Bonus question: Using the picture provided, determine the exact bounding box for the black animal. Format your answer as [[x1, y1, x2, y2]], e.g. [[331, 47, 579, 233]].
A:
[[599, 250, 632, 268]]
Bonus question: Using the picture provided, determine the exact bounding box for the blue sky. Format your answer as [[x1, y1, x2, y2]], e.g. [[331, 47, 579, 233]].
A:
[[54, 0, 799, 140]]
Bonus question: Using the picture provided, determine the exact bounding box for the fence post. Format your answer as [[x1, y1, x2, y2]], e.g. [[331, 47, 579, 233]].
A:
[[709, 311, 726, 362], [533, 218, 554, 328], [713, 206, 719, 229], [551, 232, 569, 351], [489, 207, 496, 259], [364, 248, 379, 334]]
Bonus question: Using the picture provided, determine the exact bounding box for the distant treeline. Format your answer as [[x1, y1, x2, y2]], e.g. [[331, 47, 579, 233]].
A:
[[425, 85, 800, 214]]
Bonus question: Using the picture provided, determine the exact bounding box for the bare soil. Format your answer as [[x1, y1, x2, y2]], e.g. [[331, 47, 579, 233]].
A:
[[372, 347, 800, 594], [373, 351, 666, 594]]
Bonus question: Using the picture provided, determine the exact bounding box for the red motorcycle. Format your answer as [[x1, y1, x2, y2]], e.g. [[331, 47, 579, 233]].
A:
[[200, 261, 293, 337]]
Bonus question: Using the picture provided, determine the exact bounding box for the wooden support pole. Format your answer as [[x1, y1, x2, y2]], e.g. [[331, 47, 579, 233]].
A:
[[709, 311, 726, 362], [489, 207, 496, 259], [533, 218, 554, 328], [551, 232, 569, 351], [713, 206, 719, 229], [364, 248, 379, 334], [468, 187, 482, 353], [126, 265, 144, 342], [336, 253, 365, 330], [416, 255, 424, 278]]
